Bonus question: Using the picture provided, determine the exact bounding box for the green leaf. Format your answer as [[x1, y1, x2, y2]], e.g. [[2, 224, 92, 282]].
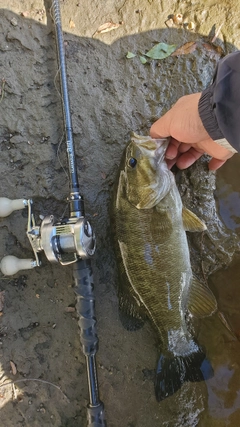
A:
[[139, 55, 147, 64], [126, 51, 136, 59], [145, 42, 176, 59]]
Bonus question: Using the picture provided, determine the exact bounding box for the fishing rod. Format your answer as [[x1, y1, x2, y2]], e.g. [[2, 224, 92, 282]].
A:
[[0, 1, 106, 425]]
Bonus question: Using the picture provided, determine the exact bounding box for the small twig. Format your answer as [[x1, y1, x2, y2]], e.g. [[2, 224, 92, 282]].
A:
[[0, 79, 6, 104], [211, 23, 224, 43], [0, 378, 69, 401], [12, 383, 17, 400]]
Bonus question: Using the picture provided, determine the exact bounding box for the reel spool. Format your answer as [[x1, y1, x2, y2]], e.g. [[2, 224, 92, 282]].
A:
[[0, 197, 96, 275]]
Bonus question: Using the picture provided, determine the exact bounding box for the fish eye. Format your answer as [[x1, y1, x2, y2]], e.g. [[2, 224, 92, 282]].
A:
[[128, 157, 137, 168]]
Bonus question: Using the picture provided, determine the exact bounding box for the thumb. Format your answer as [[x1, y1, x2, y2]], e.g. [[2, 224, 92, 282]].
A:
[[208, 157, 227, 170], [150, 111, 171, 138]]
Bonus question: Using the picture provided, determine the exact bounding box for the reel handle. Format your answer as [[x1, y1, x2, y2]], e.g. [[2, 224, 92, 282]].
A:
[[0, 198, 27, 217], [0, 255, 36, 276]]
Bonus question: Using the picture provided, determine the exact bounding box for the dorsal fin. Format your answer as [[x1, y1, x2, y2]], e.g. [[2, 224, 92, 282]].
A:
[[182, 207, 207, 232], [188, 276, 217, 317]]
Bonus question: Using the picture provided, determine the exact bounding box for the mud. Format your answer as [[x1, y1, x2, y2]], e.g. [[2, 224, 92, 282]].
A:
[[0, 1, 240, 426]]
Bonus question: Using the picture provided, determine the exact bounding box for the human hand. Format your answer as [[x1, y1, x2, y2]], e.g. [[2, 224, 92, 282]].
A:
[[150, 93, 234, 170]]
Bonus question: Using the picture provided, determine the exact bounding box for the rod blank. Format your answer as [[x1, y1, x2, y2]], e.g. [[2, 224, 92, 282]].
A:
[[52, 0, 79, 193]]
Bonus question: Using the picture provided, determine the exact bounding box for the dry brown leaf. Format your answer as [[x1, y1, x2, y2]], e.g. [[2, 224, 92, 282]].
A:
[[94, 21, 123, 35], [171, 42, 197, 56], [69, 19, 75, 29], [10, 360, 17, 375], [0, 291, 5, 311], [65, 306, 75, 313], [202, 42, 224, 57]]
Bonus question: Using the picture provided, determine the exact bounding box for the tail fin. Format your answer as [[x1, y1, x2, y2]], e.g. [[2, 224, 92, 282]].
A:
[[155, 350, 213, 402]]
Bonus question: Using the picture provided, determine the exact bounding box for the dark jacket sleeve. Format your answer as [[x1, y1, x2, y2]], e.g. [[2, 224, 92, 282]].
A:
[[198, 51, 240, 152]]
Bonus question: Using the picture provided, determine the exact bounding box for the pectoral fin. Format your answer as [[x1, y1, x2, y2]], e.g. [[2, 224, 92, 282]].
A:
[[188, 276, 217, 318], [182, 207, 207, 232]]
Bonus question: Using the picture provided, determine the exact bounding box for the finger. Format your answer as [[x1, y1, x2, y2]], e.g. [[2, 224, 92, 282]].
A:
[[165, 138, 181, 159], [175, 148, 203, 169], [165, 139, 196, 160], [208, 158, 227, 170], [178, 143, 194, 154], [197, 139, 234, 161], [150, 111, 171, 138], [166, 158, 178, 169]]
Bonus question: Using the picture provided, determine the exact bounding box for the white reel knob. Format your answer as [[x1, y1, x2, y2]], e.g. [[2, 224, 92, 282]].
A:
[[0, 256, 36, 276], [0, 198, 28, 217]]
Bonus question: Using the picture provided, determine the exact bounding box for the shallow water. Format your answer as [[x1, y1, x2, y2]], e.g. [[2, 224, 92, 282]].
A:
[[216, 156, 240, 235], [197, 155, 240, 427]]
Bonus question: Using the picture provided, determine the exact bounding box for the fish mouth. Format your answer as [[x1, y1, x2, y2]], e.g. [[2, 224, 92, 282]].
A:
[[130, 133, 170, 159], [154, 138, 170, 164], [125, 133, 173, 209]]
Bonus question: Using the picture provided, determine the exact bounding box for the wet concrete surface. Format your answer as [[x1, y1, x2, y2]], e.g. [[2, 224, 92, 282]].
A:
[[0, 0, 240, 426]]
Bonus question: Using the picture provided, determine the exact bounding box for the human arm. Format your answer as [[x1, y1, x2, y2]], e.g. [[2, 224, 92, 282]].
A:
[[150, 51, 240, 170]]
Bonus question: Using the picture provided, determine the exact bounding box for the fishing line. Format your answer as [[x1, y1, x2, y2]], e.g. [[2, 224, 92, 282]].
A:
[[50, 3, 70, 182], [56, 132, 69, 180]]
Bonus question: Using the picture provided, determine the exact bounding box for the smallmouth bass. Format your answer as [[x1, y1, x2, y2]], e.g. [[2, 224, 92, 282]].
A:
[[112, 133, 217, 401]]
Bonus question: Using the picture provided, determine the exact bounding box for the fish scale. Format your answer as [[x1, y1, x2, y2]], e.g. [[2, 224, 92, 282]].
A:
[[116, 178, 190, 343]]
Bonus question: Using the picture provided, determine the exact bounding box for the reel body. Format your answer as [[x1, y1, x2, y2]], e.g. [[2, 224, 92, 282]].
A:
[[0, 197, 96, 275]]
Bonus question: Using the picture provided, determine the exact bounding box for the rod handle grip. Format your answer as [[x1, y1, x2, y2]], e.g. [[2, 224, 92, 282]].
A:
[[87, 402, 107, 427], [0, 197, 27, 217], [73, 259, 98, 355], [0, 256, 35, 276]]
